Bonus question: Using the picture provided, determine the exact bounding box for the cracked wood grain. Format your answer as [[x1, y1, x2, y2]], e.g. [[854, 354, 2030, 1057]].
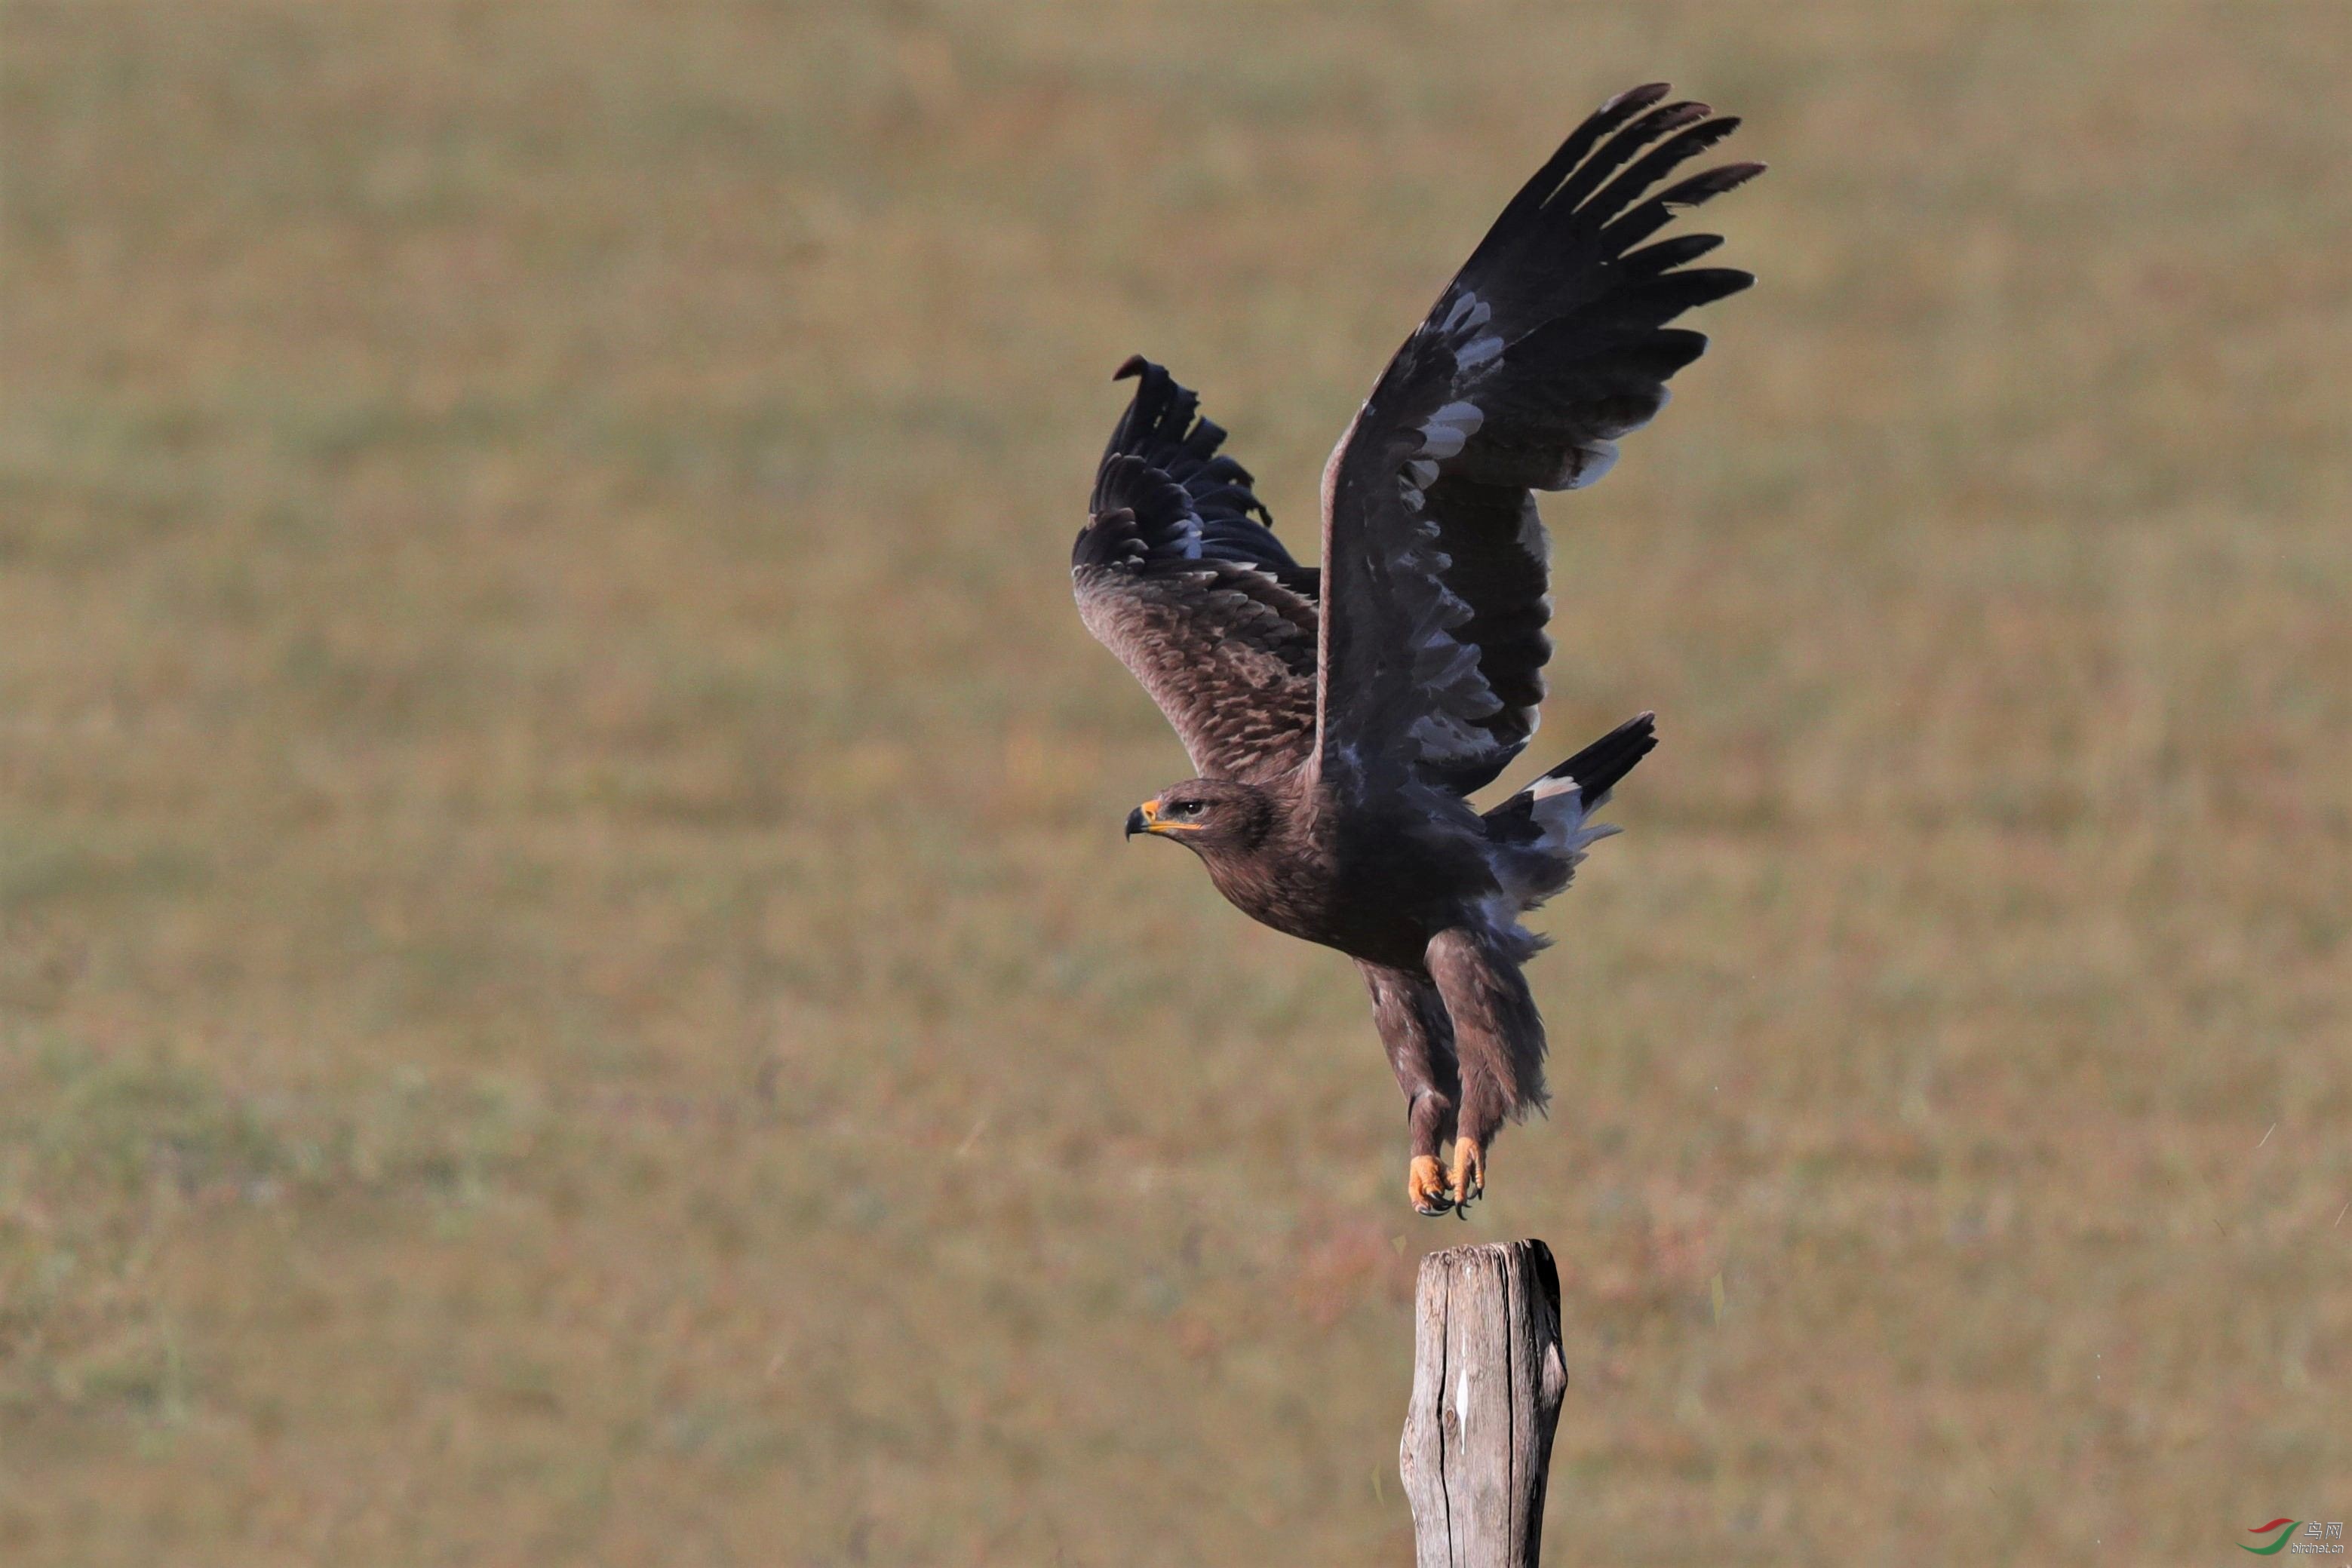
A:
[[1400, 1241, 1567, 1567]]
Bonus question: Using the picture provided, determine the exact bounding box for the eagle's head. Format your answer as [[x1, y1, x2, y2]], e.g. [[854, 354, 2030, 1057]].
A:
[[1125, 778, 1273, 855]]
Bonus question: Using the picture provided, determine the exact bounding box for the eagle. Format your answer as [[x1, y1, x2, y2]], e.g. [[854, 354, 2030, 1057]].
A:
[[1071, 84, 1759, 1216]]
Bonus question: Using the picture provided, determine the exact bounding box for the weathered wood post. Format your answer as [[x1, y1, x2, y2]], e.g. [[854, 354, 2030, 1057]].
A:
[[1399, 1240, 1567, 1568]]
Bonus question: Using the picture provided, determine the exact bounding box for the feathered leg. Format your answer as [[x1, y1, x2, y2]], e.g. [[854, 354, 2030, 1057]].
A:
[[1358, 960, 1462, 1215], [1425, 927, 1549, 1207]]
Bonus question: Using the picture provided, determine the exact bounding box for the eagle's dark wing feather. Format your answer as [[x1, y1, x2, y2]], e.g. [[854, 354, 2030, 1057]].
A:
[[1073, 358, 1322, 784], [1316, 84, 1761, 797]]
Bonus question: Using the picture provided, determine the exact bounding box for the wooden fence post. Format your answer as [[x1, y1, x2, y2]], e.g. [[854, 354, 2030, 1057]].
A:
[[1399, 1240, 1567, 1568]]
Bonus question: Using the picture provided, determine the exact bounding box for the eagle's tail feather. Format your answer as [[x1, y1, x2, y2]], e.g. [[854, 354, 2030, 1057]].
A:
[[1534, 710, 1657, 803], [1483, 712, 1656, 909]]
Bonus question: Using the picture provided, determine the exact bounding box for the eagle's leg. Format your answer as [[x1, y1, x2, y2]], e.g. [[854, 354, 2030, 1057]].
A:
[[1426, 927, 1550, 1208], [1359, 960, 1462, 1216]]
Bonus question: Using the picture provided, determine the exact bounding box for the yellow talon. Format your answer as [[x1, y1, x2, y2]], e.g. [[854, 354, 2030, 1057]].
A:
[[1449, 1137, 1486, 1208], [1407, 1155, 1454, 1216]]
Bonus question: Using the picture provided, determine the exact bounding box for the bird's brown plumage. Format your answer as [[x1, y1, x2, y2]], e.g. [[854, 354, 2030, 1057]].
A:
[[1072, 84, 1758, 1214]]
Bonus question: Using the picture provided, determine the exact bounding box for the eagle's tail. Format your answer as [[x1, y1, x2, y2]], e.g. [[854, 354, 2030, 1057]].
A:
[[1483, 711, 1657, 910]]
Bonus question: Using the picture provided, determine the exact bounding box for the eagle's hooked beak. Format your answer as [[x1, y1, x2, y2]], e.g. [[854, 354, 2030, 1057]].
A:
[[1127, 798, 1204, 839]]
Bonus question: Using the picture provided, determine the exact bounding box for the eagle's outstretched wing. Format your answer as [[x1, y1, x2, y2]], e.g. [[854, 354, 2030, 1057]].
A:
[[1072, 357, 1322, 784], [1315, 84, 1761, 797]]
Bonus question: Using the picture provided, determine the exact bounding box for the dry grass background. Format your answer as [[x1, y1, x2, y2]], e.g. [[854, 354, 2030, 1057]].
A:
[[3, 3, 2349, 1564]]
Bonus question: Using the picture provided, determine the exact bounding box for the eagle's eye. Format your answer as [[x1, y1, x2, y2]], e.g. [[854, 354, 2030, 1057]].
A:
[[1173, 799, 1205, 818]]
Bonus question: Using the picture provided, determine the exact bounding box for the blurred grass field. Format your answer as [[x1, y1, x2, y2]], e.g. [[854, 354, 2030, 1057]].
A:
[[3, 3, 2349, 1563]]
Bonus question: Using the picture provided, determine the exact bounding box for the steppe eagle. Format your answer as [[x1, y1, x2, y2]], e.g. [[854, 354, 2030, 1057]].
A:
[[1072, 84, 1759, 1214]]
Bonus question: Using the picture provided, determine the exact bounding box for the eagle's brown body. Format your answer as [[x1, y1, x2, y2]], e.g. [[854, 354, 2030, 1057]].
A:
[[1074, 84, 1758, 1214], [1184, 787, 1472, 969]]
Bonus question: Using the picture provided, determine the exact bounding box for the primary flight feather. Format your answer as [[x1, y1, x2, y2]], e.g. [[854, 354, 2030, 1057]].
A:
[[1072, 84, 1761, 1215]]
